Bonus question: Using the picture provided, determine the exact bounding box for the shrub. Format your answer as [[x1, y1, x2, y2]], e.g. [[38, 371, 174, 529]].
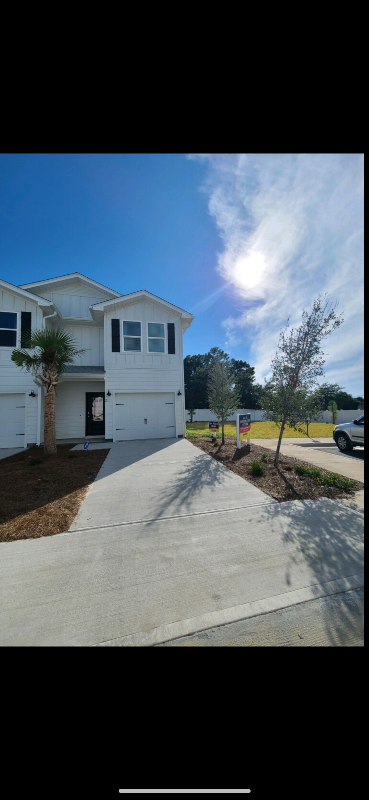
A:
[[294, 464, 356, 490], [261, 453, 268, 462], [250, 460, 265, 476]]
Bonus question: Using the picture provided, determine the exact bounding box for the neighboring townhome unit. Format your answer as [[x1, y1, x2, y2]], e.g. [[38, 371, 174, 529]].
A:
[[0, 273, 194, 448]]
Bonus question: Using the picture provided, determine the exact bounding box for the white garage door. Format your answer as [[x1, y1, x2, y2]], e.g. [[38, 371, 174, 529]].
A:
[[115, 392, 175, 440], [0, 394, 26, 448]]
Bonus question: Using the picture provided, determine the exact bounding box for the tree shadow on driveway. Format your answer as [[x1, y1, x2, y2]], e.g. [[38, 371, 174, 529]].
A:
[[257, 498, 364, 646]]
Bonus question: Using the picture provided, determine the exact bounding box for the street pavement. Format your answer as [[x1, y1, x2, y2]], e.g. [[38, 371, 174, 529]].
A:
[[157, 588, 364, 647], [0, 438, 364, 647]]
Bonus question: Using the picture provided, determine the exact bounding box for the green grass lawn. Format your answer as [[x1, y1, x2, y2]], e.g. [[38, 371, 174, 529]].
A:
[[186, 420, 335, 439]]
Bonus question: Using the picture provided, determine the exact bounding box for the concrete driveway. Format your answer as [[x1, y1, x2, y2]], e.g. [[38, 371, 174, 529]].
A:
[[0, 438, 364, 646]]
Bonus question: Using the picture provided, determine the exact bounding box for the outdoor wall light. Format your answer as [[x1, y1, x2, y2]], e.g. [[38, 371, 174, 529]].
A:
[[107, 390, 111, 396], [177, 390, 182, 395], [29, 391, 37, 397]]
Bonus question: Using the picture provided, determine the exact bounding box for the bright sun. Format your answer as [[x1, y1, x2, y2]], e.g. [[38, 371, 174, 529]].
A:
[[233, 251, 266, 289]]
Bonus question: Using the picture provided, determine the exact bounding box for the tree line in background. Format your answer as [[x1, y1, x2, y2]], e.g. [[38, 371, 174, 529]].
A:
[[184, 350, 362, 418], [185, 294, 363, 465], [184, 347, 264, 419]]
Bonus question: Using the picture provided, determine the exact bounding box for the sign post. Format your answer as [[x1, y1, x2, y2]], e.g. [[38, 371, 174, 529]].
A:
[[237, 413, 251, 449], [209, 421, 219, 439]]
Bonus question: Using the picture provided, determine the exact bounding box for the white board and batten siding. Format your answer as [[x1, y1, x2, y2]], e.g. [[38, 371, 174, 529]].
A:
[[60, 324, 104, 367], [0, 289, 45, 447], [34, 284, 113, 319], [104, 298, 186, 440]]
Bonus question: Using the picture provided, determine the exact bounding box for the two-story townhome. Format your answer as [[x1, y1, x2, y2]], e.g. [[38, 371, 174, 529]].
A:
[[0, 273, 194, 448]]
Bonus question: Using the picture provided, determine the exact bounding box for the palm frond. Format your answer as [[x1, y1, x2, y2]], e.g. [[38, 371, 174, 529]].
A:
[[11, 327, 86, 377]]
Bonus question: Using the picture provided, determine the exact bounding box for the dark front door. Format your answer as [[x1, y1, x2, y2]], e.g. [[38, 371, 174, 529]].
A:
[[86, 392, 105, 436]]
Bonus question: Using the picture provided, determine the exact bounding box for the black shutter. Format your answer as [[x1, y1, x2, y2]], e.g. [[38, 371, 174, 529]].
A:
[[21, 311, 32, 347], [167, 322, 175, 354], [111, 319, 120, 352]]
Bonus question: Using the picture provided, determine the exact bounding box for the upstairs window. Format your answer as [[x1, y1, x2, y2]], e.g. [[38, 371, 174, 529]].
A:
[[148, 322, 165, 353], [123, 320, 141, 352], [0, 312, 17, 347]]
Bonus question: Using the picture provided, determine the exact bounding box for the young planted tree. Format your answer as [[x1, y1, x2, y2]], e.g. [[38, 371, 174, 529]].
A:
[[208, 355, 240, 444], [327, 399, 338, 424], [11, 328, 85, 455], [262, 295, 343, 466], [295, 388, 325, 437], [187, 402, 196, 423]]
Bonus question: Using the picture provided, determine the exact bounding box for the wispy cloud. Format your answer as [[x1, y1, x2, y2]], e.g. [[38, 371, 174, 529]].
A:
[[191, 154, 364, 394]]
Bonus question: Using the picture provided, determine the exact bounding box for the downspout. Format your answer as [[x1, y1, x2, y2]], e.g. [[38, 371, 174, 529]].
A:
[[42, 310, 57, 329]]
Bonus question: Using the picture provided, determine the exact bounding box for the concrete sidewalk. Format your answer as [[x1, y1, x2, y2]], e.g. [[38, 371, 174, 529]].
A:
[[0, 438, 364, 646]]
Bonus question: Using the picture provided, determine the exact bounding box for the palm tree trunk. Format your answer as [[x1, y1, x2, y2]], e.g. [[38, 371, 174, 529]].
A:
[[44, 386, 57, 455]]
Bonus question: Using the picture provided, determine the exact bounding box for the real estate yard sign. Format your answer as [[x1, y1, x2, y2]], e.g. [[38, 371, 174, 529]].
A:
[[237, 413, 251, 449], [209, 421, 219, 438]]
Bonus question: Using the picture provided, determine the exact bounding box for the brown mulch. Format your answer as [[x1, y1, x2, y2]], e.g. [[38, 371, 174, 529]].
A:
[[0, 446, 110, 542], [189, 437, 363, 503]]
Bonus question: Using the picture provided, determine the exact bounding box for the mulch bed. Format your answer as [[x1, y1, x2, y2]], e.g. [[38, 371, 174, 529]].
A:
[[189, 437, 363, 503], [0, 446, 110, 542]]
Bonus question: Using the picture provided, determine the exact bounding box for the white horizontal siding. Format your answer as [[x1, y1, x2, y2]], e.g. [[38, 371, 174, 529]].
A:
[[26, 395, 38, 444], [0, 288, 43, 446], [53, 381, 105, 440], [105, 367, 182, 391]]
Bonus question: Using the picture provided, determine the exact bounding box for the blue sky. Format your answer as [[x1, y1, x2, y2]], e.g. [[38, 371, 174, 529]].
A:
[[0, 153, 364, 397]]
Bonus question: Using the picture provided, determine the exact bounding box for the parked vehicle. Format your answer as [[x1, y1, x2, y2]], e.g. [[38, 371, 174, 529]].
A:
[[333, 415, 364, 452]]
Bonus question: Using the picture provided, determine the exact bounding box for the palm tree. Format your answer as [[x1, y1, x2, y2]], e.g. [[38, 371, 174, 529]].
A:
[[11, 328, 85, 455]]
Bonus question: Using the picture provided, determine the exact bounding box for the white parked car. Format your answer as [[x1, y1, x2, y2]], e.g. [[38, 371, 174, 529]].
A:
[[333, 415, 364, 452]]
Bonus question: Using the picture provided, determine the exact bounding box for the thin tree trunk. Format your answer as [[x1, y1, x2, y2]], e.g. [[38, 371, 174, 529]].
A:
[[222, 419, 225, 444], [274, 418, 286, 466], [44, 386, 57, 455]]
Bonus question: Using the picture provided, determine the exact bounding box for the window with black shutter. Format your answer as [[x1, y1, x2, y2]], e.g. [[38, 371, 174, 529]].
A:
[[0, 312, 17, 347], [21, 311, 32, 347], [167, 322, 175, 354], [111, 319, 120, 352]]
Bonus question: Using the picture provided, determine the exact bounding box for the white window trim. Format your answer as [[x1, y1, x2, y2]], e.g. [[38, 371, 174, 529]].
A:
[[0, 310, 19, 348], [147, 321, 166, 354], [122, 319, 142, 353]]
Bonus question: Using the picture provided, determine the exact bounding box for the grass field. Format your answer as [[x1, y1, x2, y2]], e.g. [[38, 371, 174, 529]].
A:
[[186, 420, 335, 439]]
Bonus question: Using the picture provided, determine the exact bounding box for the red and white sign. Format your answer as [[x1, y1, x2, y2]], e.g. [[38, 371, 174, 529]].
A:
[[238, 414, 251, 433], [237, 413, 251, 449]]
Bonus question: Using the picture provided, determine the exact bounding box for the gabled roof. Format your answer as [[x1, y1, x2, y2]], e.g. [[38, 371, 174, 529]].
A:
[[0, 277, 54, 308], [90, 289, 194, 319], [19, 272, 122, 298]]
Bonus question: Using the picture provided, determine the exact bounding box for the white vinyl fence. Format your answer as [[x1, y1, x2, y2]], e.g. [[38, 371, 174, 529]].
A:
[[185, 409, 362, 424]]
